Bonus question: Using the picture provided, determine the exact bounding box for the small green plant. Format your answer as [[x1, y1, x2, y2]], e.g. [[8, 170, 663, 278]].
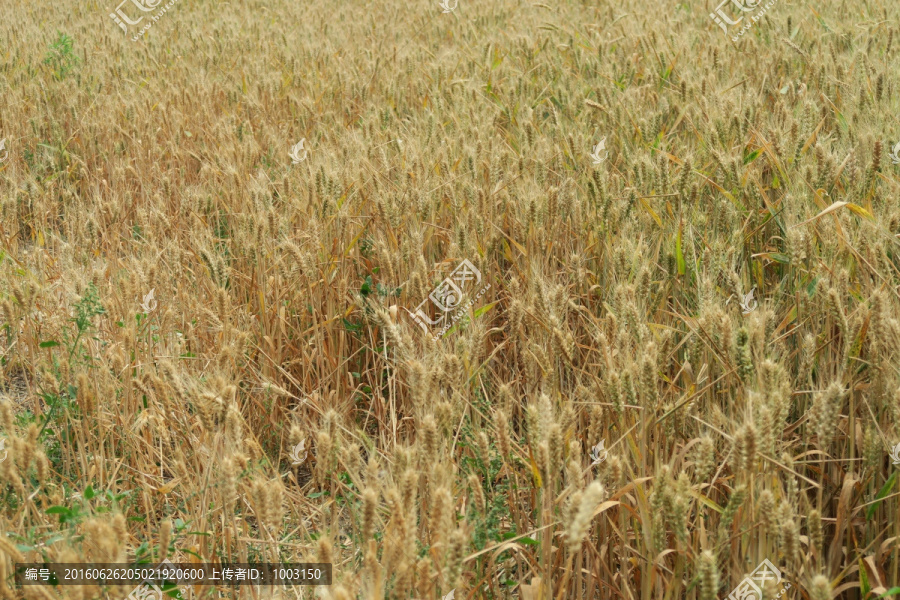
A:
[[44, 485, 129, 529], [43, 32, 80, 80], [67, 283, 106, 365]]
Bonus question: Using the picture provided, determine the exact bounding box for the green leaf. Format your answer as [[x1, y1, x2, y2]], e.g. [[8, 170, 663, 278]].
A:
[[689, 490, 724, 513], [846, 203, 874, 220], [867, 471, 897, 519], [84, 485, 95, 500], [45, 506, 70, 514], [743, 148, 762, 165], [39, 340, 60, 348], [518, 536, 539, 545], [360, 275, 372, 296], [755, 252, 791, 264], [875, 587, 900, 599], [807, 277, 819, 296], [836, 111, 848, 132], [860, 558, 870, 595], [473, 302, 497, 318], [342, 318, 362, 332], [675, 228, 686, 276]]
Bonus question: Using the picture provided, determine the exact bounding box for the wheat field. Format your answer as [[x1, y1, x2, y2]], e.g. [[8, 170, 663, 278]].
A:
[[1, 0, 900, 598]]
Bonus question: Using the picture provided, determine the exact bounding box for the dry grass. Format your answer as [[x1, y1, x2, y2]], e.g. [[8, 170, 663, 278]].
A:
[[2, 0, 900, 598]]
